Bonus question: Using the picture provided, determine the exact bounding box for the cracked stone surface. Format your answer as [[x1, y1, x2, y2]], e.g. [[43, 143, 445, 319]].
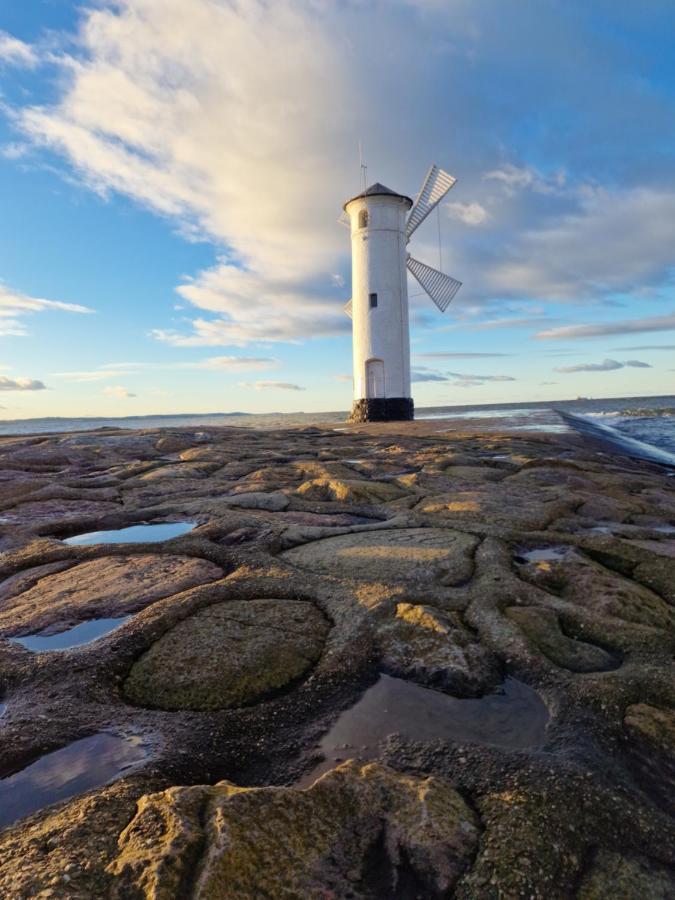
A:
[[0, 419, 673, 897]]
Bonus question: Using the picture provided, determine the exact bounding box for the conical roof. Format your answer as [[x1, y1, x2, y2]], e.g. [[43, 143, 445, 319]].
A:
[[343, 182, 413, 210]]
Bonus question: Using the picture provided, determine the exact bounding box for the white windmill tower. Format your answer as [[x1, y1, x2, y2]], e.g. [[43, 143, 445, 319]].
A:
[[342, 165, 462, 422]]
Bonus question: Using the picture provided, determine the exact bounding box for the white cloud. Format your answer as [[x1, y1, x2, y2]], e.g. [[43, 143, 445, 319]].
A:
[[447, 371, 516, 382], [537, 311, 675, 340], [54, 356, 277, 381], [183, 355, 278, 372], [487, 188, 675, 301], [555, 358, 651, 373], [484, 165, 565, 195], [7, 0, 675, 349], [0, 31, 37, 68], [54, 369, 135, 382], [613, 345, 675, 351], [238, 380, 304, 391], [0, 376, 46, 391], [103, 385, 137, 398], [415, 352, 511, 359], [0, 283, 92, 337], [445, 202, 489, 226]]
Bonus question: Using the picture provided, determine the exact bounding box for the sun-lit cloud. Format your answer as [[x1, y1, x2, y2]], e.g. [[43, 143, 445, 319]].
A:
[[0, 283, 92, 337], [415, 352, 511, 359], [555, 358, 651, 373], [103, 385, 137, 398], [238, 381, 305, 391], [182, 356, 278, 372], [7, 0, 675, 354], [0, 376, 46, 391]]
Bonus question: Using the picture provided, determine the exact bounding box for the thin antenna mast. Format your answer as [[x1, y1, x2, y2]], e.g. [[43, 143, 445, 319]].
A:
[[358, 140, 367, 191]]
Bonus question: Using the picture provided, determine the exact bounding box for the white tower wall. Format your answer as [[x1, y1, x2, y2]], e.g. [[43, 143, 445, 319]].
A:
[[345, 194, 412, 407]]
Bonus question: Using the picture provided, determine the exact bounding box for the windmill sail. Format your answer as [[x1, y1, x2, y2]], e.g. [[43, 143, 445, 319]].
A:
[[406, 165, 456, 239], [407, 256, 462, 313]]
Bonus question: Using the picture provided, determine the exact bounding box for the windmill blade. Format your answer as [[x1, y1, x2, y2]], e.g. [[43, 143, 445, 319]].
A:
[[406, 165, 456, 239], [407, 256, 462, 313]]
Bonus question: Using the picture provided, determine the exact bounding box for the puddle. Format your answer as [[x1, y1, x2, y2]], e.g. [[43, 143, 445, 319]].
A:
[[0, 703, 5, 717], [299, 675, 548, 788], [10, 617, 130, 652], [63, 521, 196, 545], [0, 732, 148, 829], [654, 524, 675, 534], [515, 546, 573, 563]]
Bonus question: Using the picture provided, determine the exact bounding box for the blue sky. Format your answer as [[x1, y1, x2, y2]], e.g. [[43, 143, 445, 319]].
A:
[[0, 0, 674, 418]]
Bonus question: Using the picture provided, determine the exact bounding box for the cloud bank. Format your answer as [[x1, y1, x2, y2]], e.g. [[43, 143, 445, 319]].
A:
[[555, 358, 651, 373], [0, 376, 46, 391], [5, 0, 675, 350]]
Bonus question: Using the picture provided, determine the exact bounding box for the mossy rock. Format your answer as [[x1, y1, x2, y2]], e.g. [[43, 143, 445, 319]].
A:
[[123, 598, 330, 710], [577, 850, 675, 899], [506, 606, 617, 673], [109, 762, 480, 899]]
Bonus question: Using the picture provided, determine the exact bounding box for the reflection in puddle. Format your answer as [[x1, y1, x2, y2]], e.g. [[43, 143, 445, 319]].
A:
[[0, 703, 5, 717], [10, 617, 130, 652], [299, 675, 548, 788], [654, 524, 675, 534], [0, 732, 148, 828], [64, 521, 196, 545]]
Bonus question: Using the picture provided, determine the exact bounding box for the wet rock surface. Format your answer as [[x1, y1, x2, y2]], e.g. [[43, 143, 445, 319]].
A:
[[0, 420, 673, 896]]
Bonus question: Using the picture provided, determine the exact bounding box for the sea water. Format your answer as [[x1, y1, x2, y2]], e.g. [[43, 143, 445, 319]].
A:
[[1, 396, 673, 463]]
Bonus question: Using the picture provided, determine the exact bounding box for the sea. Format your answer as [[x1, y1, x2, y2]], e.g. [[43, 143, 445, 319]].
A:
[[2, 394, 675, 467]]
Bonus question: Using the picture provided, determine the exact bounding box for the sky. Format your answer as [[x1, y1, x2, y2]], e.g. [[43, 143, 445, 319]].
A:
[[0, 0, 674, 419]]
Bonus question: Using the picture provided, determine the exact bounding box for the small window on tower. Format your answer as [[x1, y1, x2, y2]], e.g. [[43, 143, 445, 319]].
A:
[[359, 209, 369, 229], [369, 292, 378, 309]]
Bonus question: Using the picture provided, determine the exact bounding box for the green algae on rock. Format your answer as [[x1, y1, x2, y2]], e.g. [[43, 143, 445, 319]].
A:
[[124, 598, 331, 710], [577, 849, 675, 900], [506, 606, 618, 673], [109, 762, 480, 899]]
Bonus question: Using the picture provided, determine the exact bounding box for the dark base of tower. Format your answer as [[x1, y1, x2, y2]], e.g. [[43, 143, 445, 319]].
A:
[[348, 397, 414, 423]]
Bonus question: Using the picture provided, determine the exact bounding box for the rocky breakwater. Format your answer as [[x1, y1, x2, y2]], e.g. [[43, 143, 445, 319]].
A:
[[0, 421, 672, 897]]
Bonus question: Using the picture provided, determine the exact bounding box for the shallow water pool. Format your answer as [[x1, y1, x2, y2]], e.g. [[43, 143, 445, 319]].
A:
[[299, 675, 548, 788], [10, 617, 130, 652], [0, 732, 149, 828], [63, 521, 196, 545]]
